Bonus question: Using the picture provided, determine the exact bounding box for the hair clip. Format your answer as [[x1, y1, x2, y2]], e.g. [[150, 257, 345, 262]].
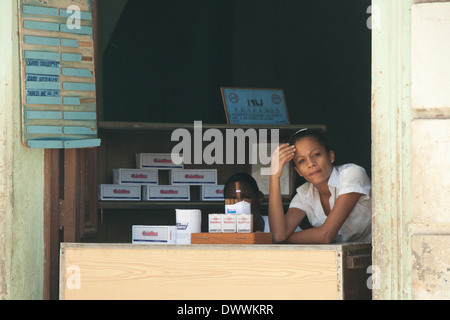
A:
[[289, 128, 310, 142], [291, 128, 309, 137]]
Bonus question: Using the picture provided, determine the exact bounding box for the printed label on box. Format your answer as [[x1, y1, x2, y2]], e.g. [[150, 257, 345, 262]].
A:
[[237, 214, 253, 233], [132, 225, 177, 244], [136, 153, 184, 169], [142, 185, 190, 201], [202, 185, 224, 201], [171, 169, 217, 185], [208, 213, 223, 233], [98, 184, 141, 201], [113, 168, 158, 184], [222, 214, 237, 233]]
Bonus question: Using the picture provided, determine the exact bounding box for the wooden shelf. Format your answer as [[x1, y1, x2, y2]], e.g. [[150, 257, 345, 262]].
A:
[[98, 121, 326, 133], [98, 200, 288, 211], [98, 200, 223, 210]]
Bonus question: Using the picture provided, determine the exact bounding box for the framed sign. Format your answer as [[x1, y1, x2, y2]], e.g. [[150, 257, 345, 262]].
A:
[[18, 0, 100, 149], [221, 87, 289, 125]]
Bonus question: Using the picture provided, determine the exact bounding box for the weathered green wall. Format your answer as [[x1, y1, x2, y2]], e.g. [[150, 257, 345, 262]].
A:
[[0, 0, 44, 300]]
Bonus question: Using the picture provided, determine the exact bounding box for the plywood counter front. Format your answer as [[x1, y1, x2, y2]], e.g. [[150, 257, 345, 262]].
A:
[[60, 242, 372, 300]]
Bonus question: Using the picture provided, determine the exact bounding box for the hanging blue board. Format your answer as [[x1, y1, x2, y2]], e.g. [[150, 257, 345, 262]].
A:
[[19, 0, 100, 149]]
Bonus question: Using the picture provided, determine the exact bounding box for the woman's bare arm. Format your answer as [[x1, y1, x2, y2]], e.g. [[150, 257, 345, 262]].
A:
[[284, 192, 363, 244]]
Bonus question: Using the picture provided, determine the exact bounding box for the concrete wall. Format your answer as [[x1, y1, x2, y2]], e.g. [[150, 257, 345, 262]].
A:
[[0, 0, 45, 300], [372, 0, 450, 299], [410, 1, 450, 299]]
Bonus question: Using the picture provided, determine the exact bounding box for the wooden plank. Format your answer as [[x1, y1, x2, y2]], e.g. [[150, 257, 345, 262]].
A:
[[60, 24, 92, 35], [43, 149, 63, 300], [24, 35, 59, 46], [27, 110, 62, 120], [23, 5, 59, 17], [25, 50, 60, 61], [28, 139, 63, 148], [62, 82, 95, 91], [346, 254, 372, 269], [61, 53, 82, 62], [63, 139, 101, 149], [60, 244, 339, 300], [26, 96, 61, 105], [63, 126, 97, 135], [191, 232, 272, 244], [60, 38, 79, 47], [24, 20, 59, 32], [25, 65, 60, 75], [62, 68, 93, 78], [98, 121, 327, 133], [26, 125, 62, 134], [26, 81, 61, 90], [62, 97, 80, 105], [59, 9, 92, 21], [63, 111, 96, 120]]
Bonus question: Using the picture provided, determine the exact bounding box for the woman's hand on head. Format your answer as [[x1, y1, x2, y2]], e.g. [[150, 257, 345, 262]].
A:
[[270, 143, 295, 178]]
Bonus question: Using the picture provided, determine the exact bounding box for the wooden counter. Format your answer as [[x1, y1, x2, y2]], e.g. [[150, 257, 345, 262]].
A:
[[59, 242, 372, 300]]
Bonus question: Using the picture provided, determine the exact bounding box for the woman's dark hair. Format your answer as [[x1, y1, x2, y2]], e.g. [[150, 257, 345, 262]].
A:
[[224, 172, 259, 198], [289, 128, 332, 153]]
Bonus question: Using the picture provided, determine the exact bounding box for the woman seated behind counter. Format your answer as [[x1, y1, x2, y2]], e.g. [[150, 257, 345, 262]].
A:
[[269, 129, 372, 244]]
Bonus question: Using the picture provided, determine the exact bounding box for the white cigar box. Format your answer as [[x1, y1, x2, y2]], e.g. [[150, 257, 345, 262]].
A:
[[237, 214, 253, 233], [98, 184, 141, 201], [132, 225, 177, 244], [208, 214, 223, 233], [170, 169, 217, 185], [136, 153, 184, 170], [222, 214, 237, 233], [201, 185, 224, 201], [113, 168, 158, 184], [142, 185, 190, 201]]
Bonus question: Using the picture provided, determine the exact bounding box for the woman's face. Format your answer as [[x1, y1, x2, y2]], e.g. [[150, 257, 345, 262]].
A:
[[292, 137, 335, 186]]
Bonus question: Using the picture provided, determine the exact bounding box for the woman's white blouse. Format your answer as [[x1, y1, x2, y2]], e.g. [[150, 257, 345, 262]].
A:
[[289, 163, 372, 243]]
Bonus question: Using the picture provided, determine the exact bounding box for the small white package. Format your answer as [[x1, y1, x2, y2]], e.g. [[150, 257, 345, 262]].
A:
[[132, 225, 177, 244], [222, 214, 237, 233], [176, 209, 202, 244], [225, 201, 251, 215], [208, 214, 223, 233], [237, 214, 253, 233]]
